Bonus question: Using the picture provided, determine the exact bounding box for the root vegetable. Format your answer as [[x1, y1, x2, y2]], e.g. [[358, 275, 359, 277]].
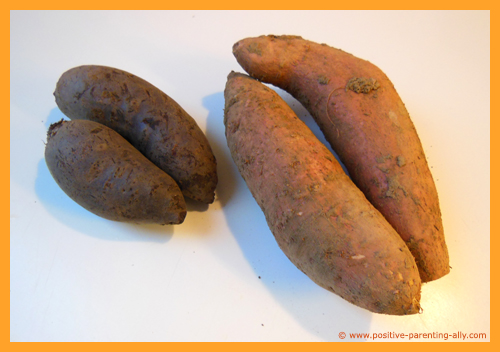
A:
[[54, 65, 217, 204], [233, 35, 449, 282], [45, 119, 186, 225], [224, 71, 421, 315]]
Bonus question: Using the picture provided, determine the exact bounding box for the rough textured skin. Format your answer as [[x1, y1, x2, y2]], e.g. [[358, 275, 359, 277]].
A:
[[45, 119, 187, 225], [224, 72, 421, 315], [233, 35, 449, 282], [54, 65, 217, 204]]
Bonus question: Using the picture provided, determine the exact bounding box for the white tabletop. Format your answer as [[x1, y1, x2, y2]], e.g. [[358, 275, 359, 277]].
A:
[[10, 10, 490, 342]]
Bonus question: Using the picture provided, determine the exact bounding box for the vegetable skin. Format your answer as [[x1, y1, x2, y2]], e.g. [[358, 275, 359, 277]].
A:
[[45, 119, 186, 225], [233, 35, 449, 282], [54, 65, 217, 204], [224, 71, 421, 315]]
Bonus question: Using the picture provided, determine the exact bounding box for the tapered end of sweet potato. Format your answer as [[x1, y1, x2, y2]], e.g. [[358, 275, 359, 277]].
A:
[[409, 236, 450, 283], [232, 35, 306, 85], [46, 119, 66, 141]]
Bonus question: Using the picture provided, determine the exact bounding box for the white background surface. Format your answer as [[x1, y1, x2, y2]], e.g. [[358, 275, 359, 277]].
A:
[[10, 10, 490, 342]]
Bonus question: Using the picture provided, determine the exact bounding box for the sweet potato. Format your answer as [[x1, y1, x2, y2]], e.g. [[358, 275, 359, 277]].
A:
[[224, 72, 421, 315], [233, 35, 449, 282], [54, 65, 217, 204], [45, 119, 186, 225]]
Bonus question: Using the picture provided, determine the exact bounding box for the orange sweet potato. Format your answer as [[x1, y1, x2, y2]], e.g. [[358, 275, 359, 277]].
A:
[[224, 72, 421, 315], [233, 35, 449, 282]]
